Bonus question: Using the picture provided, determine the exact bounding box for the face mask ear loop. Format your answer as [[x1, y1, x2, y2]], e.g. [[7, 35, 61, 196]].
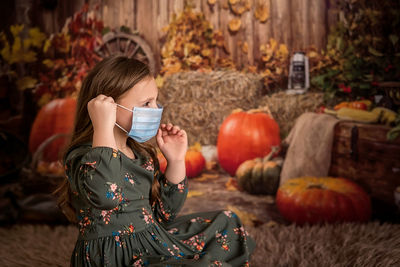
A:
[[115, 122, 129, 134], [116, 103, 132, 112], [115, 103, 132, 134]]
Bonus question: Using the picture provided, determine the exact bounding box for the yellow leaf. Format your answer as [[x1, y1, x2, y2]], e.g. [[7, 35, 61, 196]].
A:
[[16, 76, 37, 91], [43, 39, 52, 53], [201, 49, 212, 57], [22, 50, 37, 63], [187, 190, 204, 198], [228, 18, 241, 32], [11, 37, 22, 63], [308, 51, 319, 58], [0, 43, 11, 63], [38, 93, 52, 107], [225, 177, 239, 191], [189, 142, 202, 152], [254, 1, 269, 22], [10, 24, 24, 37], [195, 173, 219, 182], [155, 74, 164, 88], [28, 27, 46, 48], [42, 59, 54, 68], [226, 205, 259, 227], [277, 44, 288, 58]]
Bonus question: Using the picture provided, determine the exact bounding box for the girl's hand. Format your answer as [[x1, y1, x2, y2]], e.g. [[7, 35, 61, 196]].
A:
[[87, 94, 117, 132], [156, 123, 188, 162]]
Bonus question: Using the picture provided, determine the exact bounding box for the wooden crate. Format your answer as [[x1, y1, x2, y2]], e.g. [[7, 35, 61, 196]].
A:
[[329, 121, 400, 219]]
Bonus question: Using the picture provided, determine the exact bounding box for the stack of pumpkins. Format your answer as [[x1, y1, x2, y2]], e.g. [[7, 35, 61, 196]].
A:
[[29, 98, 372, 225]]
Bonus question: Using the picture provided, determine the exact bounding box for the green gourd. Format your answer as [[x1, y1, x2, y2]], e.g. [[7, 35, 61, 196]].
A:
[[235, 146, 282, 195]]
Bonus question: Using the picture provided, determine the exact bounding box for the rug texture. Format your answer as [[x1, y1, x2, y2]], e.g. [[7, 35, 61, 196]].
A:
[[0, 221, 399, 267]]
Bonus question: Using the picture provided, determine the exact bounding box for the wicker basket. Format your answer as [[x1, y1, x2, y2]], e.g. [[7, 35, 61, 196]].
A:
[[20, 133, 70, 195]]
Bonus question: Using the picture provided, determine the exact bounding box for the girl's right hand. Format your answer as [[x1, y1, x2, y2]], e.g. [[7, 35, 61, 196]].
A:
[[87, 94, 117, 132]]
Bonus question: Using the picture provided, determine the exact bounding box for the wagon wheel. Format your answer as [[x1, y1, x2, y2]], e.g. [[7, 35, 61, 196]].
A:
[[95, 31, 156, 74]]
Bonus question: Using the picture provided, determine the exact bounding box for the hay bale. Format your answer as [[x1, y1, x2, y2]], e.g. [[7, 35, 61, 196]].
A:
[[158, 71, 263, 145], [256, 91, 325, 139]]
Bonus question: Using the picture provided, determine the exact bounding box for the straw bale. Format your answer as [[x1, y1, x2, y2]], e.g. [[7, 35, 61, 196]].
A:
[[256, 91, 325, 139], [158, 71, 263, 145]]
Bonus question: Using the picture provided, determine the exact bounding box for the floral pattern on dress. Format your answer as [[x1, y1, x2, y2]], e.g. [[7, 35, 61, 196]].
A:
[[124, 173, 140, 186], [112, 223, 135, 248], [190, 217, 212, 224], [223, 210, 238, 219], [181, 233, 206, 252], [78, 208, 95, 236], [167, 228, 179, 235], [99, 183, 130, 224], [141, 158, 154, 172], [234, 226, 249, 242], [141, 207, 155, 225], [155, 200, 173, 223], [215, 230, 230, 251], [210, 260, 223, 267]]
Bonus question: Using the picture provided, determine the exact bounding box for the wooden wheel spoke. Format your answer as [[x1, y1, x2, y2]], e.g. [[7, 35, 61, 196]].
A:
[[95, 31, 155, 74]]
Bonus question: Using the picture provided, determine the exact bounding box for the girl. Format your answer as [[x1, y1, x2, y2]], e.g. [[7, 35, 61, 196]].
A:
[[56, 55, 256, 266]]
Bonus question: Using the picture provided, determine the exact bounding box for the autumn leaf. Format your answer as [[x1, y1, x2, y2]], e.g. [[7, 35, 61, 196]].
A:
[[254, 0, 270, 22], [155, 74, 164, 88], [16, 76, 38, 91], [187, 190, 205, 198], [226, 205, 260, 227], [28, 28, 46, 48], [228, 18, 241, 32], [10, 24, 24, 37]]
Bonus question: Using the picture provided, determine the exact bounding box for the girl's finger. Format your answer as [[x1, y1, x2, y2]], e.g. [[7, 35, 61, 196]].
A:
[[166, 123, 173, 131], [172, 125, 180, 134], [156, 129, 164, 147], [179, 129, 187, 137]]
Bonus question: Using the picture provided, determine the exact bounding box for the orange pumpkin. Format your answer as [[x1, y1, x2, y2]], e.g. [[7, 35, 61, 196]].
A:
[[29, 98, 76, 162], [157, 144, 206, 178], [276, 177, 372, 225], [217, 109, 280, 176]]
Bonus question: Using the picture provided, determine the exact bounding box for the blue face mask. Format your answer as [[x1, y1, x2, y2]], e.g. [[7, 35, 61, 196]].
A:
[[115, 103, 163, 143]]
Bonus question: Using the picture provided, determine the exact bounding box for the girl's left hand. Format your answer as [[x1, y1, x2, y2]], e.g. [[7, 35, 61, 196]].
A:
[[156, 123, 188, 162]]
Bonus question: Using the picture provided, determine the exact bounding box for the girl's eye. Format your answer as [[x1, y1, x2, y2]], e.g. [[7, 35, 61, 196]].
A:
[[144, 101, 151, 107]]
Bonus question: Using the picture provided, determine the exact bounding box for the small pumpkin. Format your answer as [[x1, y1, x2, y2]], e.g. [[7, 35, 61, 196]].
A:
[[235, 146, 282, 195], [157, 143, 206, 178], [276, 176, 372, 225], [29, 98, 76, 162]]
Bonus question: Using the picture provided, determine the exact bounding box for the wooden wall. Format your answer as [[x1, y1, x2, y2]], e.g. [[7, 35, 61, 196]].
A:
[[19, 0, 338, 74]]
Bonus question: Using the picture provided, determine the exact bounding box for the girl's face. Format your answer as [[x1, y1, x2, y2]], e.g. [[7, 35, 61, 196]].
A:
[[116, 76, 159, 131]]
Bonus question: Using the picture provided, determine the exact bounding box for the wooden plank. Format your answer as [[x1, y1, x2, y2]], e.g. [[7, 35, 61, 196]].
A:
[[332, 137, 400, 161], [334, 121, 400, 144], [243, 3, 254, 66], [220, 1, 231, 60], [274, 0, 291, 48]]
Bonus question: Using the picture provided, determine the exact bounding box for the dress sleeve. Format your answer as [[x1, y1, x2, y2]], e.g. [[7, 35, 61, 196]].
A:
[[65, 146, 124, 210], [152, 163, 188, 224]]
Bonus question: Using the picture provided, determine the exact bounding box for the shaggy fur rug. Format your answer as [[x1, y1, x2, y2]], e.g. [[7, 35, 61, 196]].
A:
[[0, 222, 399, 267]]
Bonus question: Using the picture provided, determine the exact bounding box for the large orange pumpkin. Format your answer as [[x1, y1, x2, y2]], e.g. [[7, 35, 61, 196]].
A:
[[157, 144, 206, 178], [276, 177, 372, 225], [29, 98, 76, 162], [217, 109, 280, 176]]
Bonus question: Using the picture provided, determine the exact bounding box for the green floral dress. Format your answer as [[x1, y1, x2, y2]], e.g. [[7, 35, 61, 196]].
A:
[[65, 144, 256, 267]]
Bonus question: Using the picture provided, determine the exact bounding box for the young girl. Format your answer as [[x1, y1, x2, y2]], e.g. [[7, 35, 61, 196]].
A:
[[56, 55, 256, 266]]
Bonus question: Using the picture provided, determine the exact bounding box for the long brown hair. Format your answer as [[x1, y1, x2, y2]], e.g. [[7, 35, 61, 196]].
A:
[[54, 55, 161, 223]]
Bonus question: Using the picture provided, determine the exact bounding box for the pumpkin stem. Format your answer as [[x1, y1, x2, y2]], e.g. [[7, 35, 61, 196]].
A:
[[307, 184, 325, 190], [264, 146, 280, 162]]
